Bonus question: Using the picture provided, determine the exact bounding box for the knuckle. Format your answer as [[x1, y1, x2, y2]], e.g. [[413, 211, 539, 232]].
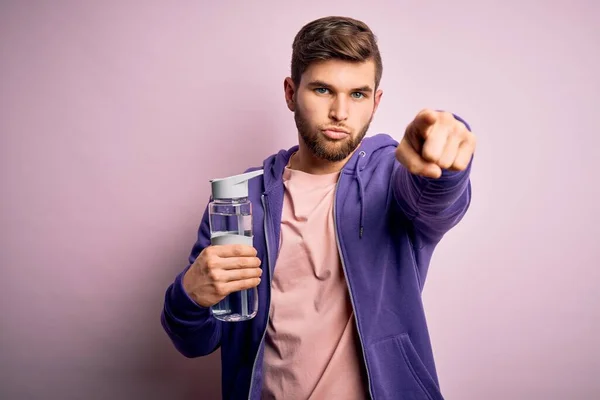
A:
[[407, 161, 421, 174], [449, 126, 461, 138], [453, 161, 467, 170], [203, 246, 215, 257], [214, 284, 227, 297], [442, 111, 454, 121], [422, 149, 438, 163], [470, 133, 477, 146], [419, 107, 433, 117], [457, 127, 470, 141], [437, 158, 450, 168], [207, 268, 220, 282], [205, 256, 217, 270], [232, 244, 245, 256], [199, 249, 214, 265]]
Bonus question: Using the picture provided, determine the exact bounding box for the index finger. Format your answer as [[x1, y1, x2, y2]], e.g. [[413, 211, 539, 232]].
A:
[[421, 122, 448, 163], [209, 244, 258, 258], [411, 109, 438, 139]]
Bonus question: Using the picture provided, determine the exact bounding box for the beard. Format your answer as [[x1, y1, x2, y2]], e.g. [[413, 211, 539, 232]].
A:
[[294, 107, 372, 162]]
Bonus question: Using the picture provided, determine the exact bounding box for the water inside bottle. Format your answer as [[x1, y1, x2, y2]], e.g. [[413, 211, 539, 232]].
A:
[[211, 287, 258, 322], [209, 207, 257, 321]]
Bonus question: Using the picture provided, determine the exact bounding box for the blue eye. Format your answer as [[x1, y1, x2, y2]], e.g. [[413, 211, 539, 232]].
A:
[[315, 88, 329, 94], [351, 92, 364, 99]]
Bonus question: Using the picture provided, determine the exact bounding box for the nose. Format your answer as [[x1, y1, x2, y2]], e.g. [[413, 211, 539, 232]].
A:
[[329, 95, 349, 122]]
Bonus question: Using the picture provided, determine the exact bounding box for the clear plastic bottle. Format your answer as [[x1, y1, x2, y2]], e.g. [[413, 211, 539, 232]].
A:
[[208, 170, 264, 322]]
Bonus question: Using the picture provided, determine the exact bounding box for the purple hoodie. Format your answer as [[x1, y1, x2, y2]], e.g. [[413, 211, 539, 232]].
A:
[[161, 119, 472, 400]]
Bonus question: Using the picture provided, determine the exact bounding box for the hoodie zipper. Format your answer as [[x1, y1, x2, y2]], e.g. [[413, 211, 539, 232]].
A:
[[247, 194, 272, 400], [333, 174, 374, 399]]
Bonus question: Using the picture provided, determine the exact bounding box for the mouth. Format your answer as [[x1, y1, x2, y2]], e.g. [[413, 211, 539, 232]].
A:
[[321, 128, 350, 140]]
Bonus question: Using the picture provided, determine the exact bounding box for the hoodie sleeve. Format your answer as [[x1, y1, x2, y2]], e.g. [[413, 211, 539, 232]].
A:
[[160, 204, 222, 358], [391, 114, 473, 246]]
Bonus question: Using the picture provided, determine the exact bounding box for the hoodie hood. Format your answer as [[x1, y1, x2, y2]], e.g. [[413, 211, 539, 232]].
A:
[[261, 133, 400, 238]]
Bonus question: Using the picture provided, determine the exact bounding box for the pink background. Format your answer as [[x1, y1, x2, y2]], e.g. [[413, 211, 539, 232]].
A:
[[1, 1, 599, 399]]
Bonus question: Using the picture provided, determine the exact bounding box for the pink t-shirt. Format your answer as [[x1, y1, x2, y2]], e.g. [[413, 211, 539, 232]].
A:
[[261, 164, 368, 399]]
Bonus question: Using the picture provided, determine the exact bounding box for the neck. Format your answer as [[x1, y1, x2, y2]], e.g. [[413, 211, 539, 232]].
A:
[[289, 140, 356, 175]]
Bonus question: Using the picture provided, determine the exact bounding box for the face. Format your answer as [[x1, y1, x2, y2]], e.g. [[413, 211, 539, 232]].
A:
[[285, 59, 383, 162]]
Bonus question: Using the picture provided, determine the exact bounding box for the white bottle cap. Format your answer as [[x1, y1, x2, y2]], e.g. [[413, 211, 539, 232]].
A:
[[210, 169, 264, 200]]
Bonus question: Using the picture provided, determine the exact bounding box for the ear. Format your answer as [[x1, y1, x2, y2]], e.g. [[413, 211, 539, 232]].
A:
[[284, 77, 297, 112], [372, 89, 383, 115]]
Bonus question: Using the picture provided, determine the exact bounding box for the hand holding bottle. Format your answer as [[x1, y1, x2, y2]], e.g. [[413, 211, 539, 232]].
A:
[[182, 244, 262, 308]]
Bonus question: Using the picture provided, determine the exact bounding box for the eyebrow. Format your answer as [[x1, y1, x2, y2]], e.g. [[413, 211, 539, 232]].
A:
[[306, 80, 374, 93]]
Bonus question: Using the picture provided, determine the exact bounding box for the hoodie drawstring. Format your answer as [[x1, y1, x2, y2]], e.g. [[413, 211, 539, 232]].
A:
[[356, 150, 366, 238]]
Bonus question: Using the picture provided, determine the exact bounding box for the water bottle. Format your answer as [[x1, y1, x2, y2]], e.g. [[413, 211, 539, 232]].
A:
[[208, 169, 264, 322]]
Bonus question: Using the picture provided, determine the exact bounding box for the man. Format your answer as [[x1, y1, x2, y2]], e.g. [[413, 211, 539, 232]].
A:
[[161, 15, 476, 400]]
